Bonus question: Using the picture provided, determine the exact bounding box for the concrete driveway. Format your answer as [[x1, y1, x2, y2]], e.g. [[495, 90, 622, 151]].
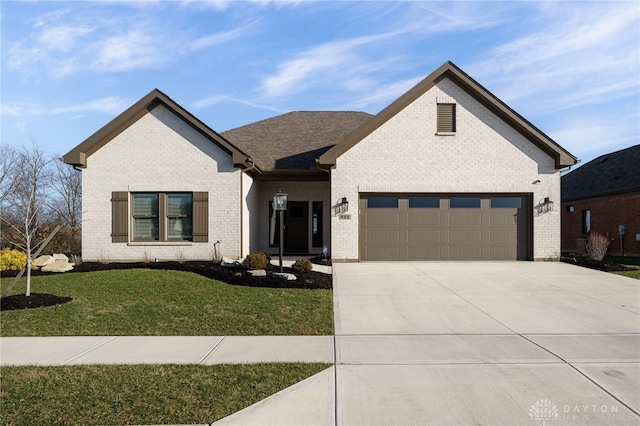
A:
[[332, 262, 640, 425]]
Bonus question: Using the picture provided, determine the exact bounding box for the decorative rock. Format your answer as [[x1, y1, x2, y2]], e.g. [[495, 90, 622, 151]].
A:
[[33, 255, 55, 267], [52, 253, 70, 261], [273, 272, 297, 281], [247, 269, 267, 277], [41, 259, 74, 273], [221, 257, 243, 268]]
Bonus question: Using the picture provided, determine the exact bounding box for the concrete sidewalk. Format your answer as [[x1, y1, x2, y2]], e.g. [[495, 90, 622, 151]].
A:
[[0, 335, 334, 366]]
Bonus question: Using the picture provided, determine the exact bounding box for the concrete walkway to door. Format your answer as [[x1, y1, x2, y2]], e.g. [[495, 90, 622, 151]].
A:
[[331, 261, 640, 425]]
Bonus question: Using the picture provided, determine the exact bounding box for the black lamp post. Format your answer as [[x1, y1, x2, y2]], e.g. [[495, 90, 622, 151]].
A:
[[273, 191, 287, 273]]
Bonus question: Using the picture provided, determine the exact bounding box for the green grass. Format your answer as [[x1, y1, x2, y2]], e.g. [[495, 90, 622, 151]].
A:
[[0, 363, 331, 425], [1, 269, 333, 336]]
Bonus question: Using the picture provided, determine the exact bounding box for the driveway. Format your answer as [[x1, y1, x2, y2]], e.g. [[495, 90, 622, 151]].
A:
[[333, 262, 640, 425]]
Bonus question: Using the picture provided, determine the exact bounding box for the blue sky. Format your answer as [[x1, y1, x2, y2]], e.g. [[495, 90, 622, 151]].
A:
[[1, 1, 639, 168]]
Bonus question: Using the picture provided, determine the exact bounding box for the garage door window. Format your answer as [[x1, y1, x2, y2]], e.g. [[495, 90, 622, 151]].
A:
[[409, 197, 440, 208], [367, 197, 399, 208], [450, 197, 481, 208], [490, 197, 522, 208]]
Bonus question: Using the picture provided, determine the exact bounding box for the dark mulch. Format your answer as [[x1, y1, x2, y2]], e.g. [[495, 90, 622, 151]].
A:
[[1, 293, 73, 311], [561, 257, 636, 272]]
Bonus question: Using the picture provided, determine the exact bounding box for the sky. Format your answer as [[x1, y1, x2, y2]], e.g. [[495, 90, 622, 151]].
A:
[[1, 0, 639, 169]]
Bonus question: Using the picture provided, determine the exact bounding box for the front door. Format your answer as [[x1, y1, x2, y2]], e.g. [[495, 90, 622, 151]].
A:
[[285, 201, 308, 254]]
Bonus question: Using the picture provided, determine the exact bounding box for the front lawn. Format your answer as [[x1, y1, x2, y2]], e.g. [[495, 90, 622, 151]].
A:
[[0, 269, 333, 336], [0, 363, 331, 425]]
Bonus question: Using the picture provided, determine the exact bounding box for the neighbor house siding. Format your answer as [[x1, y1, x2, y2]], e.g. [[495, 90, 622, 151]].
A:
[[330, 78, 560, 261], [82, 104, 241, 262], [561, 192, 640, 256]]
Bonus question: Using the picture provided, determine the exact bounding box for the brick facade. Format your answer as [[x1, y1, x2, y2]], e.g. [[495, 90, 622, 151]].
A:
[[562, 192, 640, 256], [330, 78, 562, 261], [82, 104, 242, 262]]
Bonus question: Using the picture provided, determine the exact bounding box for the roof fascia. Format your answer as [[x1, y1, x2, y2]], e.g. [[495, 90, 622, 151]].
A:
[[62, 89, 259, 170], [319, 61, 577, 169]]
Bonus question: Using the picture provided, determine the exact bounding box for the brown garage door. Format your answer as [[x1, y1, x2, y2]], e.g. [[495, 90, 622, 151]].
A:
[[359, 194, 531, 261]]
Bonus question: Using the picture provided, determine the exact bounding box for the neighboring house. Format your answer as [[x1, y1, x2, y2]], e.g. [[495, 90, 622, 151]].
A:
[[62, 61, 577, 262], [561, 145, 640, 256]]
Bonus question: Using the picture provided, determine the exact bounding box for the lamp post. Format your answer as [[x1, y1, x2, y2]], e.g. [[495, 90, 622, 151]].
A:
[[273, 191, 287, 273]]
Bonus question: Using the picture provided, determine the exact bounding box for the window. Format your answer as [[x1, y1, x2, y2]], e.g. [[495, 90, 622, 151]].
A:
[[132, 193, 193, 241], [450, 197, 481, 208], [437, 103, 456, 134], [582, 209, 591, 233], [409, 197, 440, 208], [566, 205, 575, 213], [367, 197, 399, 208], [490, 197, 522, 208], [111, 192, 207, 243], [312, 202, 323, 248]]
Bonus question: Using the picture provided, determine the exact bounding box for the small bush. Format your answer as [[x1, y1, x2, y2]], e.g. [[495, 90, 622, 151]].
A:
[[242, 252, 268, 270], [0, 248, 37, 271], [586, 232, 609, 261], [293, 258, 313, 272]]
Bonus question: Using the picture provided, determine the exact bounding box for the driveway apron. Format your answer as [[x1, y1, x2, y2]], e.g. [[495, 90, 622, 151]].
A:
[[333, 262, 640, 425]]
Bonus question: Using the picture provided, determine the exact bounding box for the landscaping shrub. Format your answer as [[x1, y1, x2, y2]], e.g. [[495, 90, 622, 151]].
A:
[[293, 258, 313, 272], [242, 251, 268, 270], [0, 248, 37, 271], [586, 232, 610, 261]]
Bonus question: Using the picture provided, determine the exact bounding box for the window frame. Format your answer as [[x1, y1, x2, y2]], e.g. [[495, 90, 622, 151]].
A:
[[131, 192, 194, 242], [582, 209, 591, 234]]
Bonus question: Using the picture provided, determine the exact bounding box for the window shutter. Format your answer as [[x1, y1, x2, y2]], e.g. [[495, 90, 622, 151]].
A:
[[192, 192, 209, 242], [111, 191, 129, 243], [437, 103, 456, 133]]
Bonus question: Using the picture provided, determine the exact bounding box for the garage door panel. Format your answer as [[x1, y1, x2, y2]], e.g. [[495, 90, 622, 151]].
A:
[[365, 213, 401, 226], [408, 229, 442, 243], [490, 229, 517, 243], [365, 229, 400, 243], [449, 229, 482, 243], [365, 246, 401, 261], [449, 213, 483, 226], [449, 246, 483, 260], [408, 245, 441, 260], [360, 195, 530, 261], [407, 213, 440, 226]]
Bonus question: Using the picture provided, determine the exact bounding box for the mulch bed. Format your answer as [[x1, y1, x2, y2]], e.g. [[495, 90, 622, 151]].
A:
[[561, 257, 636, 272], [1, 259, 332, 311]]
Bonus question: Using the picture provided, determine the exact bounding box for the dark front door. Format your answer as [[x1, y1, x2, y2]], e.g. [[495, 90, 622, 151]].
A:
[[285, 201, 308, 254]]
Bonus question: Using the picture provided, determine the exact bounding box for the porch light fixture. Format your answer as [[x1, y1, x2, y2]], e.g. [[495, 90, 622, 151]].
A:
[[542, 197, 554, 213], [273, 191, 288, 272], [336, 197, 349, 214]]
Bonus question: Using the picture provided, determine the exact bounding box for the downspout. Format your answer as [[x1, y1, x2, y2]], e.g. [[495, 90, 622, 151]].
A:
[[239, 158, 259, 258]]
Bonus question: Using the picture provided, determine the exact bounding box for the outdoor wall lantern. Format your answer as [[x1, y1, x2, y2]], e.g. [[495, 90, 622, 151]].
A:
[[273, 191, 287, 272], [542, 197, 554, 213], [336, 197, 349, 214]]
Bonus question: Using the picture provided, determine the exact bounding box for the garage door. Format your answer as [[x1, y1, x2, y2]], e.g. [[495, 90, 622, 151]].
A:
[[359, 194, 530, 261]]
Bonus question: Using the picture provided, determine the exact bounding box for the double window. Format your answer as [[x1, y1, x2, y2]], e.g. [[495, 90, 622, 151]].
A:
[[132, 193, 193, 241], [111, 191, 208, 243]]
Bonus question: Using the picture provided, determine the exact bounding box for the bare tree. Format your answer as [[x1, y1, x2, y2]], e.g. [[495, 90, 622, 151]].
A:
[[0, 144, 18, 203], [51, 159, 81, 229], [1, 142, 55, 296]]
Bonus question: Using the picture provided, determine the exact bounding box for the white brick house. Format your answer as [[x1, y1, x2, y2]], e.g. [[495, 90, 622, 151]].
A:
[[63, 62, 576, 262]]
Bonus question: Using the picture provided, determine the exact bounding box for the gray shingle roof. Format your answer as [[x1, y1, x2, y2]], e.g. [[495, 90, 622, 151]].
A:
[[562, 144, 640, 201], [221, 111, 373, 170]]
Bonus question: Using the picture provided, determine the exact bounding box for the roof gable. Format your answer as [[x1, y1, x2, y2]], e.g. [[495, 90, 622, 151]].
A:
[[562, 144, 640, 201], [62, 89, 251, 169], [318, 61, 577, 169], [222, 111, 373, 171]]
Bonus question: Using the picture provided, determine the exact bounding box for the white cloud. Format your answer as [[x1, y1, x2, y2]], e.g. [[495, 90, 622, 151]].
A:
[[192, 94, 282, 113], [1, 97, 129, 118], [91, 31, 163, 72]]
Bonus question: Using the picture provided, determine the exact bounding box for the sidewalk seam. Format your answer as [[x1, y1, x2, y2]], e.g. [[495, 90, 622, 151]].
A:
[[198, 336, 226, 364], [61, 336, 118, 366]]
